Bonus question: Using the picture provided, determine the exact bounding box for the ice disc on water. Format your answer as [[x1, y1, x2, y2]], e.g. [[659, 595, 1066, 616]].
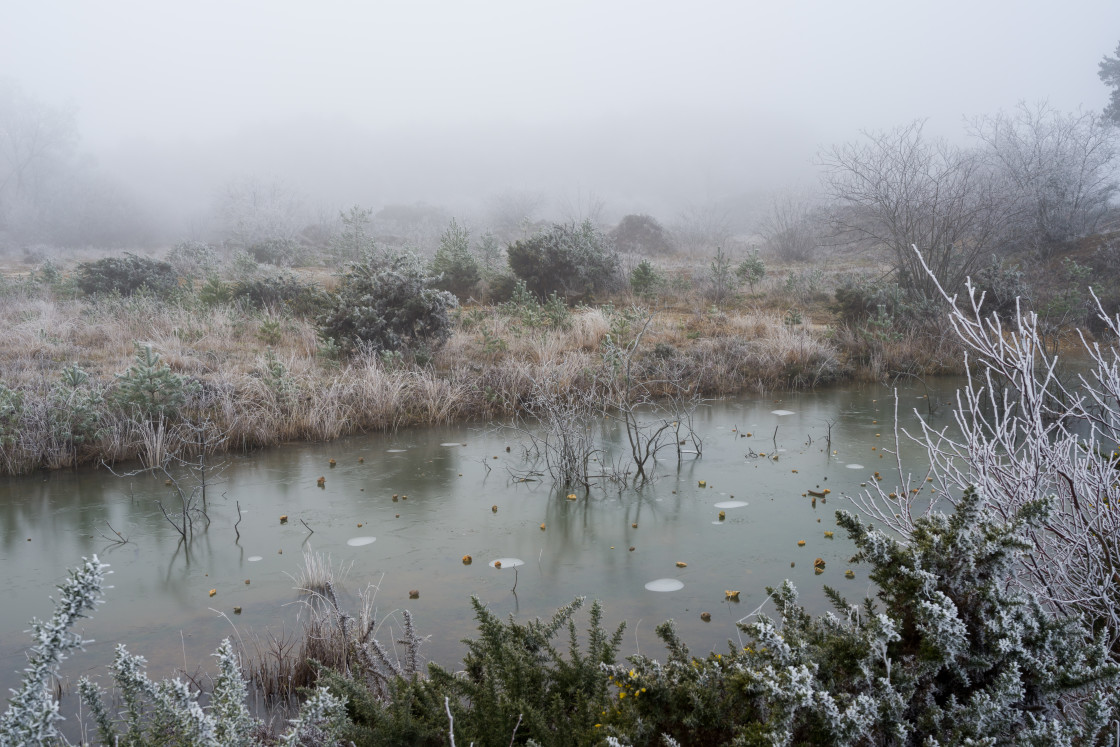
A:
[[714, 500, 748, 509], [771, 409, 795, 416], [247, 556, 263, 562], [846, 464, 864, 469], [489, 557, 525, 568], [347, 536, 377, 547], [387, 449, 407, 453], [645, 578, 684, 592]]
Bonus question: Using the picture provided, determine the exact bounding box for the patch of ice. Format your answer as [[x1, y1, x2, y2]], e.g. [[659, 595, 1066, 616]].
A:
[[489, 557, 525, 568], [771, 409, 795, 416], [846, 464, 865, 469], [347, 536, 377, 547], [645, 578, 685, 592], [247, 556, 263, 562], [714, 500, 749, 509]]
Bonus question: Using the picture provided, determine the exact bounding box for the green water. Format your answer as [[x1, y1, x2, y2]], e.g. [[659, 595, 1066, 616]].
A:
[[0, 379, 961, 701]]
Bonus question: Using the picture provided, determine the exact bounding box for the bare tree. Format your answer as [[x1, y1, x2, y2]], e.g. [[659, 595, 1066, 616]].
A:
[[821, 121, 1009, 297], [671, 202, 732, 254], [756, 191, 823, 262], [215, 175, 307, 249], [970, 101, 1119, 258]]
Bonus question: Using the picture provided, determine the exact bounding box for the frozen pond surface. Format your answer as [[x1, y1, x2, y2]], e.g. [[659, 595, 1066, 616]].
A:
[[0, 379, 960, 696]]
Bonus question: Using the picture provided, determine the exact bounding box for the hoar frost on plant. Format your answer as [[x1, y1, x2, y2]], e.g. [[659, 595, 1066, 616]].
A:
[[850, 247, 1120, 654], [4, 555, 352, 745], [0, 555, 108, 745]]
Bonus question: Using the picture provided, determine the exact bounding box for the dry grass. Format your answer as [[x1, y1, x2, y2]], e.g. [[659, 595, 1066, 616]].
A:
[[0, 255, 964, 474]]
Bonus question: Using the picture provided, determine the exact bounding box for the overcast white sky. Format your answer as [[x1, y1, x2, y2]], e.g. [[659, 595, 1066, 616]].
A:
[[3, 1, 1119, 222]]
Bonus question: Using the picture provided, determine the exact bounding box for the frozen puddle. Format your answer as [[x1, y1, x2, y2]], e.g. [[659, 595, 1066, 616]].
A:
[[714, 500, 748, 509], [346, 537, 377, 547], [247, 556, 263, 562], [489, 557, 525, 568], [771, 409, 795, 416], [846, 464, 865, 469], [645, 578, 684, 592]]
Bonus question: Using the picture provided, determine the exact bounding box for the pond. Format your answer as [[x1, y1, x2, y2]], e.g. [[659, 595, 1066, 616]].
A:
[[0, 378, 963, 700]]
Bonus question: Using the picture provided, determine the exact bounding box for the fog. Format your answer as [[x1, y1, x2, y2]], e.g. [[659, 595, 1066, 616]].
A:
[[2, 0, 1119, 246]]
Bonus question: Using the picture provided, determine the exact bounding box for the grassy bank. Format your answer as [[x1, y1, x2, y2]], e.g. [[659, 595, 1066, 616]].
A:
[[0, 256, 964, 476]]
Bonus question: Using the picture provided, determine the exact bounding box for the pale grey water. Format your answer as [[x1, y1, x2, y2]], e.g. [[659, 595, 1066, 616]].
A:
[[0, 379, 961, 703]]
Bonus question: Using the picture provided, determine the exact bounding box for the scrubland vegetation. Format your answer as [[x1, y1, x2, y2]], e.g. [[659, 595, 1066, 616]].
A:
[[6, 73, 1120, 745]]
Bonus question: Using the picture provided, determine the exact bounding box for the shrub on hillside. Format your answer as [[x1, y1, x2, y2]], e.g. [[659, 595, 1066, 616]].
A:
[[318, 249, 457, 356], [76, 253, 179, 297], [507, 220, 620, 301]]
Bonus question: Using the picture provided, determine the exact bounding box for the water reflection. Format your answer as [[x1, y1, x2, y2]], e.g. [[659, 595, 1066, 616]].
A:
[[0, 379, 964, 699]]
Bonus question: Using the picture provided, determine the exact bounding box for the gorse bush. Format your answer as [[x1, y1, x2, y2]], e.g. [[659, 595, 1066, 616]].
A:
[[507, 220, 620, 301], [76, 253, 179, 297], [318, 249, 457, 356], [327, 596, 625, 747], [606, 488, 1119, 745]]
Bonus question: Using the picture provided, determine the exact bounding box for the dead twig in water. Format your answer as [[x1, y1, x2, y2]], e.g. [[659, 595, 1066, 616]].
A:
[[96, 520, 129, 545]]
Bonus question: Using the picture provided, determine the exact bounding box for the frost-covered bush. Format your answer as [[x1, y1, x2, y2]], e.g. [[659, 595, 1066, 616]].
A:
[[605, 488, 1119, 745], [0, 556, 108, 744], [247, 237, 307, 268], [76, 253, 179, 297], [507, 220, 620, 301], [165, 241, 220, 279], [318, 248, 457, 356], [230, 272, 330, 318], [1, 556, 351, 746], [853, 250, 1120, 657]]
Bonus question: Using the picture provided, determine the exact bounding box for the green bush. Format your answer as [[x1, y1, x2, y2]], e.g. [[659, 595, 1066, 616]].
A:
[[318, 249, 457, 356], [230, 272, 330, 317], [49, 364, 105, 459], [629, 259, 665, 299], [76, 253, 179, 297], [736, 249, 766, 291], [111, 343, 196, 420], [430, 218, 481, 301], [507, 220, 620, 301], [326, 596, 625, 747]]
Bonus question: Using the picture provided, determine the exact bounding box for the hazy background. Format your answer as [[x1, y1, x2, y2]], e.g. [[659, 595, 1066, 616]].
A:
[[2, 0, 1119, 244]]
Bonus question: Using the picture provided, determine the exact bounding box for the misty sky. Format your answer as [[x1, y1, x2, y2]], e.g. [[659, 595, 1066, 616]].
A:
[[3, 1, 1120, 225]]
